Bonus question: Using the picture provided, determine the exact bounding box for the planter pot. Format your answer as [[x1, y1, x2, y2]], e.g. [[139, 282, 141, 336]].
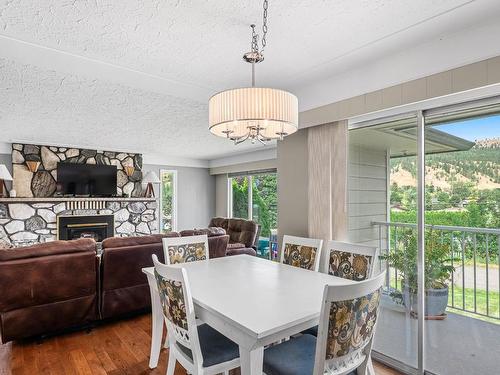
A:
[[402, 285, 449, 317]]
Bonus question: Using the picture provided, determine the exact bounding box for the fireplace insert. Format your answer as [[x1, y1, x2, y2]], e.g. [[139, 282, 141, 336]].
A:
[[57, 215, 114, 242]]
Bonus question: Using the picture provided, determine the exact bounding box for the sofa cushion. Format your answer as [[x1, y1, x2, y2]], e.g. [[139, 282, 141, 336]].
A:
[[101, 233, 179, 249], [180, 227, 226, 237], [226, 247, 257, 257], [209, 217, 229, 231], [227, 242, 246, 250], [0, 238, 96, 261], [227, 218, 258, 248]]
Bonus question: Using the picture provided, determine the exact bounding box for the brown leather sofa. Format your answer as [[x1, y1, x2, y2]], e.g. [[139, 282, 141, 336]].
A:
[[0, 230, 233, 342], [100, 230, 229, 319], [0, 239, 98, 342], [100, 233, 178, 319], [209, 217, 258, 256]]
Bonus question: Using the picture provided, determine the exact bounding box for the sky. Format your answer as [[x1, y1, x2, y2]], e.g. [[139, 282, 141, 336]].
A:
[[434, 115, 500, 141]]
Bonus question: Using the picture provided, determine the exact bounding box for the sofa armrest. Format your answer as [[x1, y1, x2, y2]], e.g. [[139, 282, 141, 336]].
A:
[[208, 235, 229, 258]]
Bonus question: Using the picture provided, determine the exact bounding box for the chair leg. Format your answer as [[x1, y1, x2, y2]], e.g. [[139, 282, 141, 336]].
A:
[[357, 355, 375, 375], [166, 352, 176, 375], [163, 330, 170, 349]]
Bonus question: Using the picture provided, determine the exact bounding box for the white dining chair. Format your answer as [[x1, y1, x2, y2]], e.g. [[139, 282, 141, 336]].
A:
[[161, 234, 209, 349], [163, 235, 210, 265], [303, 241, 378, 338], [152, 255, 240, 375], [324, 240, 379, 281], [263, 270, 386, 375], [280, 235, 323, 272]]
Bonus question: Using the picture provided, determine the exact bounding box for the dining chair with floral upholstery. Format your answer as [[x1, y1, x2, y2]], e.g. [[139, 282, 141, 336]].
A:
[[161, 234, 210, 349], [163, 234, 210, 265], [325, 240, 379, 281], [263, 270, 386, 375], [152, 255, 240, 375], [280, 235, 323, 272], [302, 241, 379, 338]]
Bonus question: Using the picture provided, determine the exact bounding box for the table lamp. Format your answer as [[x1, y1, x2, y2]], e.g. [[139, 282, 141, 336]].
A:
[[0, 164, 13, 198], [142, 171, 160, 198]]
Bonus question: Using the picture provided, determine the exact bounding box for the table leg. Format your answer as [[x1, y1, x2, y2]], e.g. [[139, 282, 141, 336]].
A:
[[147, 275, 164, 369], [239, 346, 264, 375]]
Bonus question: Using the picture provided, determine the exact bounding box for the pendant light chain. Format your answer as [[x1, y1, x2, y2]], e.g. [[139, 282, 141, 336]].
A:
[[208, 0, 298, 146], [261, 0, 268, 53]]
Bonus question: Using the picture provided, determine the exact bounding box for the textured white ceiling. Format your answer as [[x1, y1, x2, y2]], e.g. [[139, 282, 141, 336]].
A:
[[1, 0, 500, 162]]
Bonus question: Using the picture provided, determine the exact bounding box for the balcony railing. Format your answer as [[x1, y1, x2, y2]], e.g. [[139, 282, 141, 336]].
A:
[[372, 221, 500, 321]]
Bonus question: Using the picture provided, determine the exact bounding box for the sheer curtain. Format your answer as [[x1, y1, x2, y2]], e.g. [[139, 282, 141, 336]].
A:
[[307, 120, 348, 271]]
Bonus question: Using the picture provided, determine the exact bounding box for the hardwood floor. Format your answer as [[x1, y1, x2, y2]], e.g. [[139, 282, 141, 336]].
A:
[[0, 314, 401, 375]]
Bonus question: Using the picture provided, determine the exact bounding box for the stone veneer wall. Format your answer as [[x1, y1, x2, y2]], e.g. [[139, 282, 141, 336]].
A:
[[12, 143, 143, 197], [0, 200, 158, 245]]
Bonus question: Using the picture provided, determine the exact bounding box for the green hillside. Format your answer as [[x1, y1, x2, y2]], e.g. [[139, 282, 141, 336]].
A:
[[391, 137, 500, 188]]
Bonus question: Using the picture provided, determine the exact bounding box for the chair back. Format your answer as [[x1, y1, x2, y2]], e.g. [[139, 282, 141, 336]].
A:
[[313, 271, 386, 375], [280, 235, 323, 271], [162, 235, 209, 265], [152, 255, 204, 366], [326, 240, 378, 280]]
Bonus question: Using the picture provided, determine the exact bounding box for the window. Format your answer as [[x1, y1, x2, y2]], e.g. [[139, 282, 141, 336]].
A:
[[229, 170, 278, 257], [160, 170, 177, 232]]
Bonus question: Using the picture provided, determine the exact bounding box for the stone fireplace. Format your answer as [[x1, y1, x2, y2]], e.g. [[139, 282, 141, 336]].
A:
[[57, 214, 114, 241], [0, 197, 158, 246]]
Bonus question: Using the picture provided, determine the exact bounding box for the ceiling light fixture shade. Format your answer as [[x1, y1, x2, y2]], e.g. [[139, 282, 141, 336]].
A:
[[208, 1, 298, 145], [209, 87, 298, 142]]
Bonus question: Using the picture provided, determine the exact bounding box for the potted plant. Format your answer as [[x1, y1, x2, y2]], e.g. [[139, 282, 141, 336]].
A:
[[380, 229, 455, 318]]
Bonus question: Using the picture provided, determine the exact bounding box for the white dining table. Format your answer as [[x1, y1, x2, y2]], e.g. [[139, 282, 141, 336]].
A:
[[142, 254, 354, 375]]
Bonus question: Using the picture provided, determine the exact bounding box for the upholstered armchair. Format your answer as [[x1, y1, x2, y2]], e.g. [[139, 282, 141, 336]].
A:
[[208, 217, 258, 256]]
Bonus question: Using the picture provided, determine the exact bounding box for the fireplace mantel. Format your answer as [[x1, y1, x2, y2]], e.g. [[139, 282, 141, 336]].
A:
[[0, 197, 156, 203]]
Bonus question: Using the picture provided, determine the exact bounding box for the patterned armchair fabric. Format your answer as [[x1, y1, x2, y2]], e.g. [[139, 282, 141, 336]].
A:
[[329, 250, 372, 281], [283, 243, 318, 271], [154, 270, 188, 331], [167, 242, 207, 264], [325, 288, 381, 359]]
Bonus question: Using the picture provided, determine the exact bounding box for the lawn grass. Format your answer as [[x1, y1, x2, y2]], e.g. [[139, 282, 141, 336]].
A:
[[448, 285, 500, 324], [389, 277, 500, 324]]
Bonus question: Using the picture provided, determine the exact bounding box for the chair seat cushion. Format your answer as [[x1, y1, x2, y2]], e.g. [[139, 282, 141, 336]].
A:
[[264, 334, 357, 375], [177, 324, 239, 368], [301, 325, 318, 337], [264, 334, 316, 375]]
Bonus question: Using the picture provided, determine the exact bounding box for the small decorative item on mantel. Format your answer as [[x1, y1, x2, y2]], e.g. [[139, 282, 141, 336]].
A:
[[25, 160, 41, 173], [124, 166, 135, 177], [9, 189, 16, 198], [0, 164, 13, 198], [142, 171, 160, 198]]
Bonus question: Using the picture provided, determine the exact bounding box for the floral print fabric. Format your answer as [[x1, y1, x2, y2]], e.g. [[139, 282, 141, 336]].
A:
[[283, 243, 318, 270], [154, 270, 188, 331], [329, 250, 372, 281], [167, 242, 207, 264], [325, 288, 381, 359]]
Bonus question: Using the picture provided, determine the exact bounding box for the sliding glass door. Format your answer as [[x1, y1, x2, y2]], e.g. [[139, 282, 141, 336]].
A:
[[348, 99, 500, 374], [349, 114, 420, 372], [229, 170, 278, 257]]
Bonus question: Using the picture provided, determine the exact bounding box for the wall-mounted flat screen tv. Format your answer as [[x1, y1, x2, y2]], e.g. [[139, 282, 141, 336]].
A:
[[56, 163, 117, 197]]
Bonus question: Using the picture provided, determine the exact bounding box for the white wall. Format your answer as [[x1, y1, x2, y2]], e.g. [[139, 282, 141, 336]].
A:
[[0, 153, 12, 190], [348, 145, 388, 247], [277, 130, 309, 241], [142, 164, 215, 231]]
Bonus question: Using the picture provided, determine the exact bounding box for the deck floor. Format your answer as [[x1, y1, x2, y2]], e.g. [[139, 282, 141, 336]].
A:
[[374, 307, 500, 375]]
